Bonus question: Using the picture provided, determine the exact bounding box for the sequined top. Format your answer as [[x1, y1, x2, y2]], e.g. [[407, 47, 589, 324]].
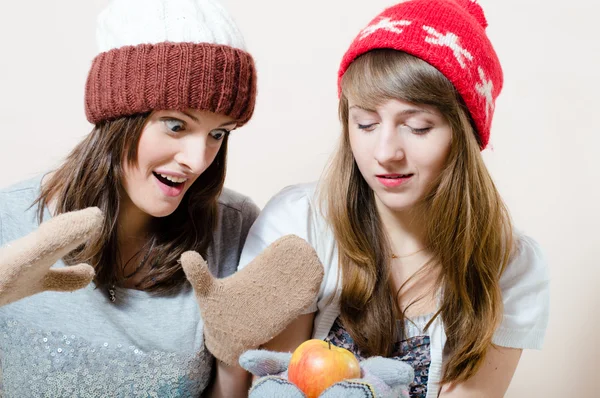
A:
[[0, 176, 260, 397]]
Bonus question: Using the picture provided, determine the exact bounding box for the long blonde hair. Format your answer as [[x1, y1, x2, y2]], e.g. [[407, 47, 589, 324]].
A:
[[321, 50, 513, 383]]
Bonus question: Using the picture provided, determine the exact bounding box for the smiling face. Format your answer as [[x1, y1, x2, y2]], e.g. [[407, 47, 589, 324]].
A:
[[348, 98, 452, 213], [121, 109, 237, 219]]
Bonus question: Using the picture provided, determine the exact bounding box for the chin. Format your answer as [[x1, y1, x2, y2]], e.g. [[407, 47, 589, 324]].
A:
[[382, 202, 414, 213], [151, 207, 179, 218], [375, 192, 419, 213], [140, 202, 180, 218]]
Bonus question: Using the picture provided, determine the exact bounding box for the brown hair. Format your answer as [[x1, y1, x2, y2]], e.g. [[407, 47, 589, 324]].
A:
[[36, 113, 229, 294], [321, 50, 513, 383]]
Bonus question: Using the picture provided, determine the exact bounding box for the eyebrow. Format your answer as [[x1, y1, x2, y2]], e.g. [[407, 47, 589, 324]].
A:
[[219, 120, 238, 128], [181, 110, 200, 123], [349, 105, 433, 116], [181, 110, 237, 128]]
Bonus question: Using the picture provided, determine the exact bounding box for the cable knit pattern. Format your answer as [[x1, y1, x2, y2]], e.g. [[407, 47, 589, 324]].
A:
[[85, 42, 256, 126]]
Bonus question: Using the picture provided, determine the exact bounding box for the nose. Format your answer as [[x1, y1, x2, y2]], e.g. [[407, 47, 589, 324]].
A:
[[373, 124, 405, 165], [174, 135, 211, 174]]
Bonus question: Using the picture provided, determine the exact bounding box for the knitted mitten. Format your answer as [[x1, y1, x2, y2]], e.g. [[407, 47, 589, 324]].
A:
[[240, 350, 305, 398], [249, 376, 306, 398], [0, 207, 103, 307], [180, 235, 324, 366], [240, 348, 415, 398], [321, 356, 414, 398], [239, 349, 292, 377]]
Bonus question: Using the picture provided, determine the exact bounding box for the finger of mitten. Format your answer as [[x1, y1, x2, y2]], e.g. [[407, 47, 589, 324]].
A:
[[43, 263, 95, 292], [239, 350, 292, 377], [249, 376, 305, 398], [0, 207, 103, 271]]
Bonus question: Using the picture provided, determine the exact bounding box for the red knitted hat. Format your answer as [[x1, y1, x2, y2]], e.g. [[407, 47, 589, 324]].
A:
[[338, 0, 502, 149], [85, 0, 257, 127]]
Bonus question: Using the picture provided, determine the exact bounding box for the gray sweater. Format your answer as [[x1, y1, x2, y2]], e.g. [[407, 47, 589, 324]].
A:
[[0, 176, 260, 397]]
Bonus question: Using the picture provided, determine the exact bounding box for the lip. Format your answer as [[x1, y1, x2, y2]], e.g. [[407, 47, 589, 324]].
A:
[[376, 173, 413, 188], [153, 172, 186, 197], [153, 169, 189, 179]]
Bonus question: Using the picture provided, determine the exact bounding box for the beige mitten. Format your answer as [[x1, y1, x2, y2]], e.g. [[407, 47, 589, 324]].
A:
[[0, 207, 103, 307], [180, 235, 324, 366]]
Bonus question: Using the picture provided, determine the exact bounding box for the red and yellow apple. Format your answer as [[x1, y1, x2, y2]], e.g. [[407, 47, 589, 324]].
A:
[[287, 339, 361, 398]]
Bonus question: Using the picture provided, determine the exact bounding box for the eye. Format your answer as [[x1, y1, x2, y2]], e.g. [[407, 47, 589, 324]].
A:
[[163, 118, 185, 133], [357, 123, 378, 132], [209, 128, 228, 141], [410, 126, 432, 135], [403, 124, 432, 135]]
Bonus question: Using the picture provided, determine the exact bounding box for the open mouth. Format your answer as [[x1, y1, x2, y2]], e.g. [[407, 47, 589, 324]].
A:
[[153, 172, 186, 188]]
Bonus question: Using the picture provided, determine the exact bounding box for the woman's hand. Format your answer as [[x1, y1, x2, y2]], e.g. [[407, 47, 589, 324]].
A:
[[0, 207, 103, 306], [239, 348, 415, 398], [180, 235, 324, 367]]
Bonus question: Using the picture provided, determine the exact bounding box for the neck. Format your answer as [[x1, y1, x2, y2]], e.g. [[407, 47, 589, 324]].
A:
[[117, 191, 153, 283], [118, 198, 151, 244], [376, 199, 427, 257], [105, 196, 154, 292]]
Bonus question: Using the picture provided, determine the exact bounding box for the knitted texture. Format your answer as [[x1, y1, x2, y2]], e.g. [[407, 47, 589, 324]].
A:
[[338, 0, 502, 148], [85, 42, 256, 125], [180, 235, 324, 366], [240, 349, 415, 398], [0, 207, 103, 307], [250, 377, 306, 398], [84, 0, 257, 126], [239, 350, 293, 377], [321, 357, 413, 398]]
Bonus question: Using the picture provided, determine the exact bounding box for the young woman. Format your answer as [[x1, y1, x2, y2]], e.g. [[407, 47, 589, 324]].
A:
[[0, 0, 260, 396], [239, 0, 549, 397]]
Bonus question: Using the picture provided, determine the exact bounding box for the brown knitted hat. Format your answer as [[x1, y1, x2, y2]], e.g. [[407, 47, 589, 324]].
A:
[[84, 0, 257, 127]]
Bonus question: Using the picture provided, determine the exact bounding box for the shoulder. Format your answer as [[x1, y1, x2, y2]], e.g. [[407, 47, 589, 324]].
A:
[[501, 232, 549, 289], [261, 182, 320, 219], [0, 175, 42, 207], [239, 180, 336, 274], [493, 231, 550, 349], [218, 187, 260, 222], [243, 181, 325, 244], [214, 188, 260, 243], [0, 175, 44, 246], [218, 187, 257, 213]]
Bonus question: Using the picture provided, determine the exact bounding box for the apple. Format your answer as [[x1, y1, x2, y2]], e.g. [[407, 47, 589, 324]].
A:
[[288, 339, 361, 398]]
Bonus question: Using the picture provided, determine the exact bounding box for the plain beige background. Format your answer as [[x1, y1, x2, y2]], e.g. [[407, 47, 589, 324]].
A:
[[0, 0, 598, 396]]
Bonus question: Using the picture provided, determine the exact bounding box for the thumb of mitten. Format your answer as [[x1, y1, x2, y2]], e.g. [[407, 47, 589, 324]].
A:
[[180, 251, 216, 297], [241, 349, 305, 398], [0, 207, 103, 307], [43, 263, 95, 292], [239, 349, 292, 377]]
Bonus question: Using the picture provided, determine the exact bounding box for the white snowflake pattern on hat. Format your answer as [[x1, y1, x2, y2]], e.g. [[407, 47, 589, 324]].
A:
[[475, 66, 494, 121], [422, 26, 473, 68], [359, 17, 412, 40]]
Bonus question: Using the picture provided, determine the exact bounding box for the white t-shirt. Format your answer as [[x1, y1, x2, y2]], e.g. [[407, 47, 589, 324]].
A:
[[239, 182, 550, 398]]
